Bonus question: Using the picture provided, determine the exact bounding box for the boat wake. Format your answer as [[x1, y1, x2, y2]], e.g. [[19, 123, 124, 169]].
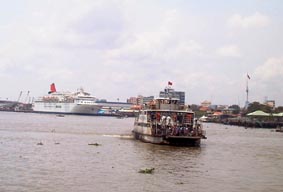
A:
[[102, 134, 134, 139]]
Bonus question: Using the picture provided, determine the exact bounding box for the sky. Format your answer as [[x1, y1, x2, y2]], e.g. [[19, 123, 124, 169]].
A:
[[0, 0, 283, 106]]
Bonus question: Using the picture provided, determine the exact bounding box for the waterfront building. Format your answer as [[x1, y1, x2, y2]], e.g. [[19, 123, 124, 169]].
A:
[[142, 96, 155, 104], [199, 100, 212, 111], [137, 95, 143, 106], [136, 95, 154, 105], [127, 95, 154, 106], [127, 97, 138, 105], [201, 100, 211, 108], [127, 85, 184, 107], [159, 87, 185, 105], [264, 100, 275, 109]]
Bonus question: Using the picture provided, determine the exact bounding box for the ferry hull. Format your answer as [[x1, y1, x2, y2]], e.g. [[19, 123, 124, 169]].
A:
[[133, 131, 164, 144], [132, 127, 202, 146]]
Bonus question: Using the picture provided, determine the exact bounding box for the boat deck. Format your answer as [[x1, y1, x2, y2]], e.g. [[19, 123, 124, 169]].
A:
[[166, 135, 203, 139]]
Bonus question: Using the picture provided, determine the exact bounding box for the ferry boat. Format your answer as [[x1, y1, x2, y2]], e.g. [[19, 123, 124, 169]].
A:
[[132, 86, 206, 146], [32, 83, 102, 115]]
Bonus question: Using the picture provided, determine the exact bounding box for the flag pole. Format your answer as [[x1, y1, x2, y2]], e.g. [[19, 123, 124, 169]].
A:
[[246, 78, 248, 102], [245, 74, 250, 108]]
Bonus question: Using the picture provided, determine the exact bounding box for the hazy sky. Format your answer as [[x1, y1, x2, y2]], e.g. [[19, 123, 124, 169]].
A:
[[1, 0, 283, 106]]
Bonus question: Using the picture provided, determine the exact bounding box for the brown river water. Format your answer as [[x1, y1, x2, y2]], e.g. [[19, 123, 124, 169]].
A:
[[0, 111, 283, 192]]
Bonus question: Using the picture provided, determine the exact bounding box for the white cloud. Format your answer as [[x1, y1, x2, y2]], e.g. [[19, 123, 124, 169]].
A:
[[228, 12, 270, 29], [216, 45, 241, 57], [254, 57, 283, 80], [0, 1, 283, 106], [251, 57, 283, 105], [104, 8, 203, 64]]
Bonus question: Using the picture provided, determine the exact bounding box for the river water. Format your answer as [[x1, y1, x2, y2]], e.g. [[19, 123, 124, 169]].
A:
[[0, 111, 283, 192]]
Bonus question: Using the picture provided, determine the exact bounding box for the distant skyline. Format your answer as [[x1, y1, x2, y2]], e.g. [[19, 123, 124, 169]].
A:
[[1, 0, 283, 106]]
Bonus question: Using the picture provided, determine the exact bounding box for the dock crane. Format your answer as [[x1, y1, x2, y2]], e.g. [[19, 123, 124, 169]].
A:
[[17, 91, 22, 103], [24, 91, 30, 104]]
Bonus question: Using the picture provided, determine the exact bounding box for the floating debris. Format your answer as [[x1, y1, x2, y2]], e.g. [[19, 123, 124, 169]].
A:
[[37, 142, 44, 145], [138, 168, 155, 174], [54, 142, 60, 145], [88, 143, 101, 146]]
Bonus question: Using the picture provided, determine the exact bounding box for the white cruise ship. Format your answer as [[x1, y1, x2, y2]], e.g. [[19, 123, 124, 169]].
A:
[[33, 83, 102, 115]]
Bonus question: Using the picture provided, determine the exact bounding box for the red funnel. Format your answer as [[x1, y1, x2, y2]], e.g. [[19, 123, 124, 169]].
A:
[[50, 83, 56, 93]]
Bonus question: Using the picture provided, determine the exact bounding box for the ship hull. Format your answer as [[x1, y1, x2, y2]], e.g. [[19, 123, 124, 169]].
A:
[[132, 126, 202, 146], [32, 102, 102, 115]]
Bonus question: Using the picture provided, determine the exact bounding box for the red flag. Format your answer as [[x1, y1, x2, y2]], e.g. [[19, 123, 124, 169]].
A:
[[168, 81, 173, 86]]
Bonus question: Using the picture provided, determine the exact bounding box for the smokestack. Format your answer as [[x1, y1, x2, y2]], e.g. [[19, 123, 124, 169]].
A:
[[48, 83, 57, 94]]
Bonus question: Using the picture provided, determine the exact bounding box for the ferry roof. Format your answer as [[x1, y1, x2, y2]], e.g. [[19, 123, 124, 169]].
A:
[[142, 109, 194, 113], [155, 97, 179, 101]]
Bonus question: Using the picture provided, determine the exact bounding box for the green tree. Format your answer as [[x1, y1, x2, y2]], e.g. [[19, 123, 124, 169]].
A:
[[229, 105, 240, 114], [190, 104, 199, 111], [247, 102, 272, 113], [275, 106, 283, 113]]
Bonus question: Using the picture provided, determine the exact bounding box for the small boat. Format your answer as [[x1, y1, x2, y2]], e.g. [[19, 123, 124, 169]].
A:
[[132, 87, 206, 146], [275, 126, 283, 132], [198, 115, 209, 122]]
